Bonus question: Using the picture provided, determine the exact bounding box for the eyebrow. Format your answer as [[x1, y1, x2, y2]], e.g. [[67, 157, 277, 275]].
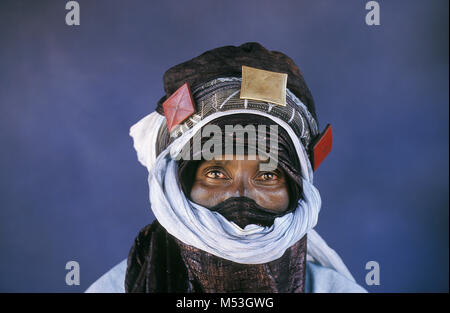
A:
[[201, 159, 283, 172]]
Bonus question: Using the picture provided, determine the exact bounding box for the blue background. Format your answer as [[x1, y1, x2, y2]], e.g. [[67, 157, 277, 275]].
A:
[[0, 0, 448, 292]]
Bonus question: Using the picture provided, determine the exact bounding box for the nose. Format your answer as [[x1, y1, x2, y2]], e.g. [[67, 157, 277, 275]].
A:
[[230, 175, 252, 199]]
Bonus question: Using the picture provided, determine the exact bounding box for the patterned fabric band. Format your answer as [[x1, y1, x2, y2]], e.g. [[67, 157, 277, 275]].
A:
[[156, 77, 320, 156]]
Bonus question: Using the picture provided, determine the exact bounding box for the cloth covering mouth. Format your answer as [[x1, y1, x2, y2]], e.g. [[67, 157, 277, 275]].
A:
[[209, 196, 290, 229]]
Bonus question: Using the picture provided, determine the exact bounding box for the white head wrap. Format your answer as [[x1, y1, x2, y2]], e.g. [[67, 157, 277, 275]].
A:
[[130, 107, 355, 281]]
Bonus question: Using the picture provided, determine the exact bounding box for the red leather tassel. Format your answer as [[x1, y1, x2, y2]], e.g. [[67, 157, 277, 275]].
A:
[[312, 124, 333, 171]]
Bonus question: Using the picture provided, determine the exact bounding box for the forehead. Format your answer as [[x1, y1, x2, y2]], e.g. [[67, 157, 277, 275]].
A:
[[199, 154, 276, 167]]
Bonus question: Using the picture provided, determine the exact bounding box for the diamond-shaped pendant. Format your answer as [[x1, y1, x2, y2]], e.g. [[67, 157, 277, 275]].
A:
[[162, 83, 196, 132]]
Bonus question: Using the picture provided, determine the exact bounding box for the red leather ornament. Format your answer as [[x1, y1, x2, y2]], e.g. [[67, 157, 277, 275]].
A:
[[312, 124, 333, 171], [162, 83, 196, 132]]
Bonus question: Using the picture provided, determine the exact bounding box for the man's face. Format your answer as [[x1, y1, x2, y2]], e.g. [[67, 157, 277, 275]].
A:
[[190, 154, 290, 212]]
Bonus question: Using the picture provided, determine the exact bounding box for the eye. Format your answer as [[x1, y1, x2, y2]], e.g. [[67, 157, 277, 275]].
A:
[[205, 169, 228, 179], [256, 172, 280, 181]]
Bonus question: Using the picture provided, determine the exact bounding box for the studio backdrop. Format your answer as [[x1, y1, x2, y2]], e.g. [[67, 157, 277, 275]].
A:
[[0, 0, 448, 292]]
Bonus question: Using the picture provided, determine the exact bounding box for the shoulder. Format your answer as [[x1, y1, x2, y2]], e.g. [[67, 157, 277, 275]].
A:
[[85, 259, 127, 293], [305, 261, 367, 293]]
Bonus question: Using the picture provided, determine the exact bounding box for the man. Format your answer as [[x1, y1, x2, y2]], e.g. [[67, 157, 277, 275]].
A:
[[86, 43, 366, 293]]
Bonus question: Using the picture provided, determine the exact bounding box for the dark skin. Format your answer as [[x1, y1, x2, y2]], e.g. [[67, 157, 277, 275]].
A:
[[190, 154, 290, 212]]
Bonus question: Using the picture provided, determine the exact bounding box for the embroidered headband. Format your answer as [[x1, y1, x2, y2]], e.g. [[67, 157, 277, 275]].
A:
[[158, 67, 332, 171]]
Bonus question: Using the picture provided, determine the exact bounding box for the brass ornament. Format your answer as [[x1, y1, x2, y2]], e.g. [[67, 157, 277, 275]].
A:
[[240, 65, 288, 106]]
